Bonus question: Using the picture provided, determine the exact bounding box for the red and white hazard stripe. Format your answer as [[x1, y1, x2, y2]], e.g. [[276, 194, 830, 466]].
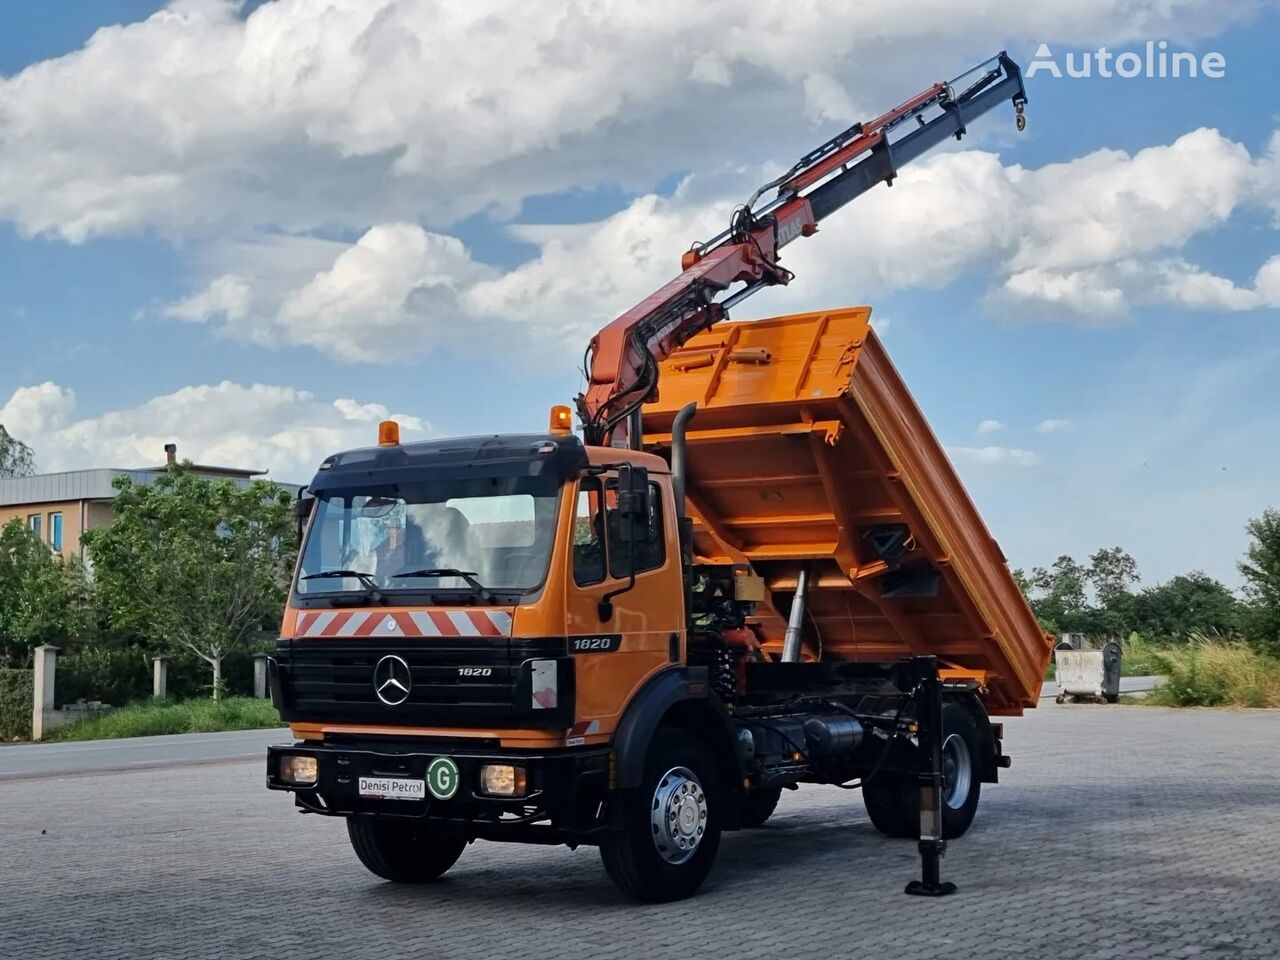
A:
[[293, 609, 512, 639]]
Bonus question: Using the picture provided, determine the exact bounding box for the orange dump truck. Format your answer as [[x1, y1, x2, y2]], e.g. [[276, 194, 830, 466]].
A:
[[264, 306, 1050, 903]]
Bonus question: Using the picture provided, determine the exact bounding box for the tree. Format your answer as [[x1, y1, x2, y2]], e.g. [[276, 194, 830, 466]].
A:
[[0, 425, 35, 478], [1087, 547, 1139, 606], [0, 519, 92, 664], [1240, 509, 1280, 656], [83, 466, 296, 697], [1129, 571, 1242, 642], [1028, 555, 1090, 633]]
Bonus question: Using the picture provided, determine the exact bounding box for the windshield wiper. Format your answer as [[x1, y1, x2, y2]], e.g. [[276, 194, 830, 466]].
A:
[[390, 568, 494, 603], [301, 569, 385, 604]]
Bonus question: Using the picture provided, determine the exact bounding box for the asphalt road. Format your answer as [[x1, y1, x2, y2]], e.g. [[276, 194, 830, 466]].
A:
[[2, 704, 1278, 960], [0, 728, 285, 780]]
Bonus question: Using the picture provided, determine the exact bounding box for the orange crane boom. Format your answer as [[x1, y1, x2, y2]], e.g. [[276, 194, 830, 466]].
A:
[[577, 52, 1027, 447]]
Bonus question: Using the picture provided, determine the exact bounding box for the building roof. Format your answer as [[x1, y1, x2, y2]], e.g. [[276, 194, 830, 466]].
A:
[[0, 466, 293, 508]]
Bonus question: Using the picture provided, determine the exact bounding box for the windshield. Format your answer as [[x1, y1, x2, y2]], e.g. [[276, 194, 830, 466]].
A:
[[296, 475, 561, 599]]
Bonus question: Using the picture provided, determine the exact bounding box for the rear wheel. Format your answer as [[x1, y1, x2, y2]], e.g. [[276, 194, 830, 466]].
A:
[[347, 817, 467, 883], [600, 729, 722, 902], [740, 786, 783, 828], [862, 700, 984, 840]]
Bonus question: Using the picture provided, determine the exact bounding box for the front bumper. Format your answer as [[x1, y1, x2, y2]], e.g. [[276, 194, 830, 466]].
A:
[[267, 740, 611, 841]]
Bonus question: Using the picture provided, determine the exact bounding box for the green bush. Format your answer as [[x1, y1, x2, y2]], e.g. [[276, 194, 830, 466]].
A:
[[0, 668, 33, 741], [56, 645, 151, 706], [167, 643, 272, 700], [1146, 635, 1280, 708], [50, 641, 275, 705], [47, 696, 283, 741]]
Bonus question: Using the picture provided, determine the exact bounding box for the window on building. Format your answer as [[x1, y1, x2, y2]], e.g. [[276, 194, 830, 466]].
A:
[[49, 512, 63, 551], [27, 514, 41, 539]]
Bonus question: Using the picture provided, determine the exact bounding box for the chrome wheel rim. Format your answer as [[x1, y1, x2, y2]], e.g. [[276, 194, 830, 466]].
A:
[[941, 734, 972, 810], [650, 766, 708, 864]]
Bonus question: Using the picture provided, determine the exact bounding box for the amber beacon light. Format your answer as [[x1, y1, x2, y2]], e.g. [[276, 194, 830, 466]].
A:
[[377, 420, 401, 446], [549, 405, 573, 435]]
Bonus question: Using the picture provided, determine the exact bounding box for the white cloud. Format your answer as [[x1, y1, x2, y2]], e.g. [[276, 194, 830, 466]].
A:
[[171, 125, 1280, 363], [0, 0, 1266, 241], [947, 445, 1041, 468], [1036, 418, 1073, 434], [977, 419, 1005, 435], [163, 273, 251, 323], [0, 380, 426, 481], [0, 383, 79, 448]]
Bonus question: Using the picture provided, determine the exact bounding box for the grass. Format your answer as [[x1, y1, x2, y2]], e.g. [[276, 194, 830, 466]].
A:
[[48, 696, 284, 742], [1144, 637, 1280, 708]]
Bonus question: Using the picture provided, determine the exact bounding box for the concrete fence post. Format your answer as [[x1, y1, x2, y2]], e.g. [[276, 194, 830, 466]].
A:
[[31, 644, 59, 742], [152, 656, 169, 700], [252, 653, 270, 700]]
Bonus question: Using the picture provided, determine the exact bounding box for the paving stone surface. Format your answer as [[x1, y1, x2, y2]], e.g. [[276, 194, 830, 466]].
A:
[[2, 704, 1278, 959]]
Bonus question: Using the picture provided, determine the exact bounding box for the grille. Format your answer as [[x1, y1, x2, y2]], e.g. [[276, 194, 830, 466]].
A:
[[275, 636, 570, 727]]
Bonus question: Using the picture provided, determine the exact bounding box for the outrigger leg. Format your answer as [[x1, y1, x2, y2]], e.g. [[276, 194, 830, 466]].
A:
[[905, 656, 957, 897]]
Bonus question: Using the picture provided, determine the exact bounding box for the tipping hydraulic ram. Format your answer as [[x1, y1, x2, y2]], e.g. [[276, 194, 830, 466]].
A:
[[577, 52, 1027, 448]]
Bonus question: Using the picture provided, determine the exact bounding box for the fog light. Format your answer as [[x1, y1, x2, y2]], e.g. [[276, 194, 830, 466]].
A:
[[480, 764, 527, 797], [280, 754, 318, 786]]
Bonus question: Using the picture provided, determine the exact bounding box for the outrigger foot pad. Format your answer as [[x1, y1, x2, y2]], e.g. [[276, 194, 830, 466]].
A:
[[904, 879, 958, 897]]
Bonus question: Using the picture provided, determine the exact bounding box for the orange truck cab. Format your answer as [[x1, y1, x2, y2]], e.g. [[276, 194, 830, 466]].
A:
[[265, 308, 1051, 902]]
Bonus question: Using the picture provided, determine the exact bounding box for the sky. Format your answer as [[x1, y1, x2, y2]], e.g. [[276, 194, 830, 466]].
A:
[[1, 0, 1277, 590]]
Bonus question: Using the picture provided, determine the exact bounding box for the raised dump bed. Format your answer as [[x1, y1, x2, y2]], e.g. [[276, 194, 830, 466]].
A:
[[643, 307, 1051, 715]]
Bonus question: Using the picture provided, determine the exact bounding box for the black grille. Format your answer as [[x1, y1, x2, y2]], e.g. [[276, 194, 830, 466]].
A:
[[275, 636, 571, 728]]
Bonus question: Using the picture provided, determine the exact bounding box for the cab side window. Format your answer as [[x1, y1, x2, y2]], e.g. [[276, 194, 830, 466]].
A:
[[572, 478, 606, 586], [607, 480, 665, 579]]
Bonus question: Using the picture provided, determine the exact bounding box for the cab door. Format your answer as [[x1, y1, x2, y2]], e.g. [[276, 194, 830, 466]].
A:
[[564, 470, 684, 734]]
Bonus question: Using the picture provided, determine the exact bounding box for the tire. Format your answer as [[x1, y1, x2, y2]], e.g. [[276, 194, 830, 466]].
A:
[[740, 786, 783, 828], [862, 700, 984, 840], [346, 817, 467, 883], [600, 728, 723, 902]]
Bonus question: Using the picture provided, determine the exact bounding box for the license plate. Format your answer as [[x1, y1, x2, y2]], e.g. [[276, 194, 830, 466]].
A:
[[358, 776, 426, 801]]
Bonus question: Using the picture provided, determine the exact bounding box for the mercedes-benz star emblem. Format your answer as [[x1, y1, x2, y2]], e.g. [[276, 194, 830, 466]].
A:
[[373, 654, 412, 706]]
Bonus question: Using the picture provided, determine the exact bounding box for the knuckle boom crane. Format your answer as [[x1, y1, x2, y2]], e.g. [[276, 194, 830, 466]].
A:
[[577, 52, 1027, 447]]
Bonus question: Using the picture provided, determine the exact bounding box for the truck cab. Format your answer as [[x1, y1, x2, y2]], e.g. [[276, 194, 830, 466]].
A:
[[268, 429, 740, 899]]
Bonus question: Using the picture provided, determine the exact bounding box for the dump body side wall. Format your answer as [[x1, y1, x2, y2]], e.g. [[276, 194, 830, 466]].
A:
[[643, 308, 1051, 713]]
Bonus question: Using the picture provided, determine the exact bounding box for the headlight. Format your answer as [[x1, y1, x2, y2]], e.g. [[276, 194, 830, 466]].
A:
[[480, 764, 527, 797], [279, 754, 319, 786]]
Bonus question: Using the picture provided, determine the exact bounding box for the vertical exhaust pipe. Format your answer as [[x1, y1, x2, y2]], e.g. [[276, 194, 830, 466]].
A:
[[670, 402, 697, 519], [782, 566, 810, 663]]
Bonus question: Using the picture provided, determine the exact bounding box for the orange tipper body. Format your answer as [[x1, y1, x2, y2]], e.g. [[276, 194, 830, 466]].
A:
[[642, 307, 1051, 715]]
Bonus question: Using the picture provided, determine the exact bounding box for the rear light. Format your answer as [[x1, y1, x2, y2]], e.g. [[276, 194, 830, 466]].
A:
[[279, 754, 318, 786]]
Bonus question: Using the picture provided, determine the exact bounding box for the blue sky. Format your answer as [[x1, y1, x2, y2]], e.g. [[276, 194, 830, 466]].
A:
[[1, 0, 1277, 590]]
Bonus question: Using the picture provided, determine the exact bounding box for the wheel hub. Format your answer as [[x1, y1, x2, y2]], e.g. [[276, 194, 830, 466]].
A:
[[941, 733, 972, 810], [650, 766, 708, 864]]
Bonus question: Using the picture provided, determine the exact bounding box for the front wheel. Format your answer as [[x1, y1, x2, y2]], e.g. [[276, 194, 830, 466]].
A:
[[599, 729, 722, 902], [347, 817, 467, 883], [862, 700, 984, 840]]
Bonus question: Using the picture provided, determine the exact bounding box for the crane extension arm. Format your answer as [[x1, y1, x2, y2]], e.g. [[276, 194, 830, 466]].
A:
[[576, 52, 1027, 447]]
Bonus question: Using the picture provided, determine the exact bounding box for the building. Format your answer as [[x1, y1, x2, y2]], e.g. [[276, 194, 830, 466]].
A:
[[0, 445, 277, 560]]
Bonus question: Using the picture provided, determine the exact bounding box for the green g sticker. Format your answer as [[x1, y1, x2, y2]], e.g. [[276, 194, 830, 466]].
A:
[[427, 757, 460, 800]]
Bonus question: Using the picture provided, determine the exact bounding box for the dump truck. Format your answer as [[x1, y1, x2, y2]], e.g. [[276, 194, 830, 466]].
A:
[[265, 53, 1049, 902]]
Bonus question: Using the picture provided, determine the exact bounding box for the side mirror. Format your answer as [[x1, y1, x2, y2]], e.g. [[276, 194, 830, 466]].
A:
[[295, 489, 315, 542], [598, 463, 650, 621], [614, 463, 650, 543]]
